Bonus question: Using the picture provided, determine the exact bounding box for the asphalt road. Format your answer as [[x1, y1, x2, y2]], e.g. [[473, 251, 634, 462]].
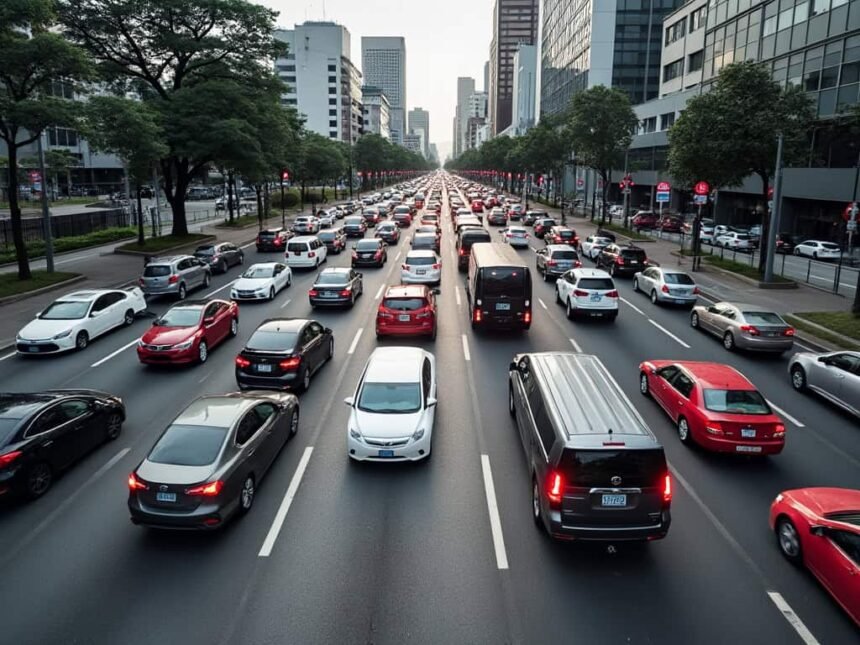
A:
[[0, 179, 857, 645]]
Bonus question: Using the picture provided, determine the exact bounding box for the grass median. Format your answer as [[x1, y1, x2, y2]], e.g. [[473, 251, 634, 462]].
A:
[[679, 251, 792, 283], [0, 271, 80, 299], [0, 227, 137, 264], [784, 312, 860, 350], [599, 223, 651, 241], [116, 233, 211, 254], [216, 214, 262, 228]]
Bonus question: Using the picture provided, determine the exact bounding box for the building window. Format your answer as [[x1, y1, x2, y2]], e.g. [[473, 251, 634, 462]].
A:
[[329, 109, 337, 116], [328, 64, 336, 72], [48, 127, 78, 147], [284, 76, 296, 83], [663, 58, 684, 82], [665, 19, 686, 46], [328, 86, 336, 94], [48, 80, 75, 99], [688, 50, 704, 73], [660, 112, 676, 130], [329, 98, 337, 105], [330, 132, 338, 139], [689, 7, 707, 33], [329, 120, 337, 128], [284, 98, 297, 106], [642, 117, 657, 134], [328, 76, 336, 83]]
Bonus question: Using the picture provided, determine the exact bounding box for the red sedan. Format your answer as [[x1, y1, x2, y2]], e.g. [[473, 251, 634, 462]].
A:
[[769, 488, 860, 626], [638, 360, 785, 455], [376, 284, 437, 340], [137, 299, 238, 365]]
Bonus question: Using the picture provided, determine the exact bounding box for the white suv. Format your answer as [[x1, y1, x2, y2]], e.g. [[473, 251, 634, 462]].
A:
[[293, 215, 320, 235], [286, 236, 327, 268], [401, 250, 441, 285], [715, 231, 752, 250], [555, 268, 619, 321], [345, 347, 437, 462]]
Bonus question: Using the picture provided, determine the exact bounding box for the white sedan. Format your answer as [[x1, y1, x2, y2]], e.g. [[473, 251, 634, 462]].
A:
[[500, 226, 530, 248], [580, 235, 614, 260], [230, 262, 292, 301], [793, 240, 842, 261], [17, 288, 147, 354]]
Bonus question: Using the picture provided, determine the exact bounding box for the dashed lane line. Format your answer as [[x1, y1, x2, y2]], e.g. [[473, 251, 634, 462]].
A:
[[90, 338, 140, 368], [766, 401, 805, 428], [462, 334, 471, 361], [767, 592, 820, 645], [258, 446, 314, 557], [647, 319, 691, 348], [537, 298, 547, 310], [620, 296, 645, 316], [347, 327, 364, 355], [480, 455, 509, 570], [569, 337, 582, 352]]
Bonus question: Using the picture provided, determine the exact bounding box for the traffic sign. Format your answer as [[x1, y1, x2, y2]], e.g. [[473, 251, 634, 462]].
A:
[[656, 191, 670, 203], [656, 181, 671, 192], [848, 220, 857, 232], [693, 194, 708, 205], [844, 202, 858, 221], [693, 181, 710, 195]]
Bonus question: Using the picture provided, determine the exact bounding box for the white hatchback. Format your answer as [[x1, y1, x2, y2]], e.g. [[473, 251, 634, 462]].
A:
[[285, 236, 327, 268], [555, 268, 619, 321], [793, 240, 842, 261], [345, 347, 437, 462], [401, 250, 441, 285], [230, 262, 292, 301]]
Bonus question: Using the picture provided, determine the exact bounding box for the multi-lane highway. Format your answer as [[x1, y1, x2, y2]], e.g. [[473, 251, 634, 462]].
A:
[[0, 175, 857, 644]]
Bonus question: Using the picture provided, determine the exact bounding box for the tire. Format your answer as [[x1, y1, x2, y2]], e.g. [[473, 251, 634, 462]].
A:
[[197, 341, 208, 364], [123, 309, 135, 326], [269, 287, 275, 301], [75, 331, 89, 351], [556, 287, 562, 305], [632, 278, 639, 292], [105, 412, 123, 440], [298, 365, 311, 392], [793, 248, 801, 256], [790, 365, 807, 392], [542, 267, 549, 282], [218, 260, 227, 274], [202, 273, 210, 288], [287, 275, 292, 287], [813, 252, 818, 260], [25, 462, 53, 499], [288, 408, 299, 438], [508, 384, 516, 416], [239, 254, 244, 265], [776, 517, 802, 564], [723, 331, 735, 351], [566, 298, 575, 320], [237, 475, 255, 516], [327, 337, 334, 360], [430, 323, 437, 341], [677, 416, 693, 446], [177, 283, 187, 300], [229, 317, 238, 337], [532, 477, 543, 528], [639, 372, 650, 397], [691, 312, 699, 328], [650, 290, 658, 305]]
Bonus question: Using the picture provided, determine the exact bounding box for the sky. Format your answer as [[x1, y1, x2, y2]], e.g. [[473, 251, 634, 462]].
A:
[[263, 0, 496, 162]]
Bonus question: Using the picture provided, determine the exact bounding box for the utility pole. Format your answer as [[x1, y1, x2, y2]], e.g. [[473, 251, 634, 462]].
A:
[[151, 164, 161, 237], [764, 133, 784, 283], [123, 161, 133, 228], [37, 132, 54, 273], [622, 148, 630, 228], [851, 151, 860, 313]]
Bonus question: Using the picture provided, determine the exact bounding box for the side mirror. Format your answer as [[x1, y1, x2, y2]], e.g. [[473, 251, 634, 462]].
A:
[[34, 311, 42, 318], [325, 327, 333, 335], [343, 396, 355, 407], [431, 288, 441, 295], [810, 525, 826, 537], [650, 366, 657, 375], [426, 397, 438, 407], [152, 319, 160, 326], [90, 310, 102, 318], [509, 361, 517, 372]]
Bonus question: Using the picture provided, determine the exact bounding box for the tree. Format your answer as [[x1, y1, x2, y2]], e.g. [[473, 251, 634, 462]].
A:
[[668, 61, 814, 271], [0, 0, 91, 279], [566, 86, 638, 225], [59, 0, 281, 236]]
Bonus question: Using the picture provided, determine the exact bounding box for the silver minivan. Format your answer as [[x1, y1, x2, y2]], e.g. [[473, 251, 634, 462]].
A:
[[139, 255, 211, 300]]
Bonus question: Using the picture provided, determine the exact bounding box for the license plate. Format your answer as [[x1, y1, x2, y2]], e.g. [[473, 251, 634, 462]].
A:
[[378, 449, 395, 458], [736, 445, 763, 453], [322, 292, 336, 298], [741, 428, 756, 438], [27, 346, 39, 352], [257, 364, 273, 373], [156, 492, 177, 503], [590, 293, 602, 302], [398, 314, 411, 322], [601, 494, 627, 507], [416, 269, 426, 275], [496, 302, 511, 311]]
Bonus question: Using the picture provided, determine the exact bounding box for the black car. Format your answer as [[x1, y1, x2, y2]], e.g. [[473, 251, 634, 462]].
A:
[[343, 216, 367, 238], [194, 242, 244, 274], [523, 210, 548, 226], [375, 222, 400, 244], [308, 267, 364, 308], [456, 228, 493, 270], [352, 239, 387, 267], [318, 227, 347, 254], [411, 232, 440, 253], [128, 391, 299, 529], [235, 318, 334, 392], [595, 244, 649, 277], [256, 228, 291, 252], [0, 390, 125, 499]]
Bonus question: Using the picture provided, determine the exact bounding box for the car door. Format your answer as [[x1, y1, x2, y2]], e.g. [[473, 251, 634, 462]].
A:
[[248, 402, 281, 474], [202, 302, 224, 345], [511, 358, 533, 453], [273, 263, 288, 291], [102, 292, 127, 332], [88, 294, 115, 337], [307, 322, 327, 367], [214, 301, 233, 343], [25, 400, 94, 470], [297, 325, 318, 373], [813, 354, 859, 410], [421, 357, 436, 431], [536, 248, 547, 271], [351, 269, 362, 294], [666, 371, 695, 424], [651, 365, 679, 414], [557, 271, 573, 301], [233, 408, 269, 482], [816, 529, 860, 623]]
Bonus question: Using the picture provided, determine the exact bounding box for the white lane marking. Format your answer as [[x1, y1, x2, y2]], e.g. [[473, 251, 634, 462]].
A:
[[480, 455, 509, 570], [347, 327, 364, 354], [239, 241, 256, 249], [279, 298, 292, 309], [620, 296, 645, 316], [258, 446, 314, 558], [647, 319, 691, 348], [198, 370, 213, 384], [569, 337, 582, 352], [394, 250, 401, 262], [0, 351, 16, 361], [455, 286, 462, 307], [204, 279, 236, 298], [374, 284, 384, 300], [462, 334, 471, 361], [766, 401, 805, 428], [90, 338, 139, 367], [767, 592, 820, 645], [55, 252, 98, 266]]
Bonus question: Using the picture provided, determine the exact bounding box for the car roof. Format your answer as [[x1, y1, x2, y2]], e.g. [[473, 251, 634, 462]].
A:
[[247, 262, 281, 269], [173, 394, 260, 429], [572, 268, 612, 279], [405, 249, 437, 258], [714, 301, 773, 312], [57, 290, 112, 302], [674, 361, 754, 390], [384, 284, 429, 298], [256, 318, 308, 334], [0, 392, 64, 420], [545, 244, 577, 253], [149, 255, 189, 264], [290, 236, 318, 243], [364, 347, 427, 383], [414, 232, 437, 238], [319, 267, 351, 274], [784, 488, 860, 521]]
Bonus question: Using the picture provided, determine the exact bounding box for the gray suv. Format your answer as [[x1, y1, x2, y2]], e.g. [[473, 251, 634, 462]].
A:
[[139, 255, 211, 300]]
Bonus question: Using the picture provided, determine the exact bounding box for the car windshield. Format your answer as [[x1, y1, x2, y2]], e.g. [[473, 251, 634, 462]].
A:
[[356, 241, 380, 251], [577, 278, 614, 290], [242, 266, 276, 279], [556, 230, 574, 238], [156, 307, 202, 327], [195, 246, 215, 255], [143, 265, 171, 277], [0, 418, 21, 445], [664, 273, 695, 285], [703, 389, 771, 415], [317, 272, 349, 284], [383, 297, 427, 311], [358, 382, 422, 413], [247, 330, 298, 352], [148, 424, 228, 466], [39, 301, 90, 320], [742, 311, 785, 326]]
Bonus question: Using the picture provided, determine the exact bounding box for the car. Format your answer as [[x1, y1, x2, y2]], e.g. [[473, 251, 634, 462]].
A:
[[659, 216, 683, 233], [500, 225, 530, 248], [715, 231, 753, 250], [535, 245, 581, 281], [0, 390, 125, 499], [193, 242, 244, 274], [639, 361, 785, 454], [632, 212, 658, 229], [633, 267, 699, 307], [139, 255, 211, 300], [293, 215, 320, 235], [285, 236, 327, 269], [580, 235, 614, 260], [137, 299, 239, 365], [411, 232, 440, 253], [17, 288, 147, 354], [769, 487, 860, 626], [309, 267, 363, 308], [230, 262, 292, 301], [608, 204, 625, 218], [128, 391, 299, 530], [522, 210, 548, 226], [456, 227, 492, 270], [376, 284, 437, 340], [690, 302, 795, 353], [318, 227, 347, 254], [487, 207, 508, 225], [544, 226, 579, 246], [699, 225, 716, 245], [508, 352, 672, 542], [375, 221, 401, 244], [392, 206, 413, 227], [343, 215, 367, 238], [794, 240, 842, 261], [775, 233, 799, 254], [401, 249, 442, 285], [345, 347, 437, 462], [362, 208, 381, 227], [454, 216, 483, 233], [532, 217, 557, 239], [256, 227, 291, 252], [595, 244, 649, 277], [317, 212, 336, 229], [416, 223, 441, 240], [555, 268, 618, 321], [471, 200, 484, 213], [467, 243, 532, 331], [419, 212, 441, 227], [788, 351, 860, 418], [507, 204, 525, 221], [351, 238, 388, 268]]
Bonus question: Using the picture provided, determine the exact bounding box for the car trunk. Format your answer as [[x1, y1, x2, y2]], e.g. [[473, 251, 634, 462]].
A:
[[238, 348, 301, 378], [135, 461, 217, 512]]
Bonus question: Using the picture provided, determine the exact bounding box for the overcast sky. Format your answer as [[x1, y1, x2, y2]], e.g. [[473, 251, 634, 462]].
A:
[[262, 0, 495, 161]]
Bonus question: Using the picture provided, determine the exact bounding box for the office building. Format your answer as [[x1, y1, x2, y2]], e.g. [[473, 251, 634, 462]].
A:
[[453, 77, 477, 156], [512, 43, 538, 135], [489, 0, 540, 135], [274, 22, 363, 143], [362, 37, 407, 144], [408, 107, 430, 156], [403, 132, 423, 155], [361, 86, 392, 139]]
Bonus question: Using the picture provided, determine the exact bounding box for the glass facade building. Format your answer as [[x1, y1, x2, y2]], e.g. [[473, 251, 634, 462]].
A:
[[490, 0, 540, 134]]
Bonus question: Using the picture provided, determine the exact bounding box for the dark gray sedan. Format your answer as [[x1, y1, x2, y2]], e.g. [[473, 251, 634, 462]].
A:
[[128, 392, 299, 530], [194, 242, 244, 274]]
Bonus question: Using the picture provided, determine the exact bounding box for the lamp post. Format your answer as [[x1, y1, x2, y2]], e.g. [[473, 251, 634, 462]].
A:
[[37, 131, 54, 273], [763, 134, 784, 284]]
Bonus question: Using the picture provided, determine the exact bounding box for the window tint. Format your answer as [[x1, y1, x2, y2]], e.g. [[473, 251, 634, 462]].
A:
[[664, 273, 695, 285], [247, 330, 298, 352], [60, 400, 90, 420], [287, 242, 308, 253], [829, 354, 860, 373], [703, 389, 770, 415], [741, 311, 785, 326], [422, 359, 432, 401], [526, 385, 555, 452], [620, 249, 646, 259], [551, 250, 578, 260], [149, 425, 227, 466], [406, 256, 437, 266], [830, 530, 860, 566], [299, 326, 314, 346], [658, 365, 679, 381], [236, 409, 265, 445], [577, 278, 614, 290], [143, 265, 171, 277], [559, 449, 667, 487], [480, 268, 527, 297], [382, 297, 427, 311], [358, 382, 422, 413], [28, 406, 67, 436], [671, 373, 695, 398]]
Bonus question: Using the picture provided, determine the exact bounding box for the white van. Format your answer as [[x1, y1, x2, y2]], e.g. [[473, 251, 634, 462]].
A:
[[286, 236, 328, 268]]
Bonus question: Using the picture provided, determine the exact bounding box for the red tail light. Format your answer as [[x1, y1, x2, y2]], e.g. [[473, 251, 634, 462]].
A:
[[0, 450, 22, 468], [274, 237, 283, 246], [128, 472, 148, 491], [573, 236, 579, 243], [378, 308, 394, 319], [615, 256, 625, 265], [663, 473, 672, 503], [279, 356, 301, 370], [138, 278, 145, 286], [606, 290, 619, 298], [352, 251, 358, 259], [374, 250, 383, 259], [573, 289, 589, 297], [740, 325, 760, 336], [705, 422, 724, 436], [416, 307, 433, 319], [339, 289, 352, 297], [185, 480, 224, 497], [783, 327, 795, 337], [661, 284, 670, 293], [693, 286, 700, 294], [432, 263, 441, 269], [308, 251, 316, 258], [458, 248, 465, 255], [308, 289, 319, 297], [235, 355, 251, 368], [473, 307, 482, 322], [524, 310, 531, 324], [256, 235, 262, 243], [546, 470, 564, 507], [168, 274, 179, 284], [546, 259, 557, 266], [774, 423, 786, 439], [574, 260, 582, 268]]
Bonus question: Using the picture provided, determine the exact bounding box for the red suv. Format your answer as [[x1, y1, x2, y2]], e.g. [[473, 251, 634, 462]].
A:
[[471, 200, 484, 213], [376, 284, 437, 340], [544, 226, 579, 246]]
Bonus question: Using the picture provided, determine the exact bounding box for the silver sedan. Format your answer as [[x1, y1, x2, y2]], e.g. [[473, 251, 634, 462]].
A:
[[690, 302, 795, 353], [633, 267, 699, 307], [788, 351, 860, 418]]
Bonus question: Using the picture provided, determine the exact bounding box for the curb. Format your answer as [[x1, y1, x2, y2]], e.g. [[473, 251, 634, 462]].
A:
[[670, 252, 799, 289], [0, 273, 87, 307], [113, 235, 216, 257], [0, 235, 138, 268]]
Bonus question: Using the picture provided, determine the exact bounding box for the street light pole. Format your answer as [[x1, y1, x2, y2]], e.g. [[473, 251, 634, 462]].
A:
[[764, 133, 784, 283], [280, 175, 286, 228], [37, 131, 54, 273]]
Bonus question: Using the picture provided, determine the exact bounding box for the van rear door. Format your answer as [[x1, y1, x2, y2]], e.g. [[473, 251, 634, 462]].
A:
[[477, 266, 531, 328]]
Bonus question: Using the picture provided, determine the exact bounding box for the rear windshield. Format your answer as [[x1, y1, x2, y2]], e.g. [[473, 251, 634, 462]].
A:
[[247, 330, 298, 352], [461, 232, 492, 248], [406, 256, 436, 266], [195, 246, 215, 255], [559, 448, 667, 487], [820, 242, 839, 250], [621, 249, 646, 259], [318, 231, 336, 240], [356, 240, 381, 251], [480, 268, 527, 297], [413, 236, 436, 246], [317, 272, 349, 284], [259, 230, 280, 237], [287, 242, 308, 253], [383, 297, 426, 311], [344, 217, 363, 225], [143, 265, 171, 277], [703, 389, 771, 415], [148, 424, 227, 466], [577, 278, 614, 290], [394, 206, 411, 213], [742, 311, 785, 326], [664, 273, 695, 285], [556, 230, 575, 238], [551, 250, 578, 260]]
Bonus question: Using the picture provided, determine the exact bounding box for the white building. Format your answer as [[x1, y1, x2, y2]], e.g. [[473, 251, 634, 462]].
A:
[[362, 37, 407, 144], [511, 44, 537, 135], [407, 107, 430, 156], [453, 77, 476, 157], [274, 22, 363, 143], [361, 87, 391, 140]]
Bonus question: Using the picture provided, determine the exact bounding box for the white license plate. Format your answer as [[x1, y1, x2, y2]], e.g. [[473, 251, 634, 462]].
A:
[[601, 494, 627, 507], [156, 492, 177, 503], [416, 269, 426, 275], [257, 364, 273, 373], [27, 346, 39, 352], [741, 428, 756, 438], [322, 292, 336, 298], [736, 445, 763, 453], [398, 314, 411, 322], [496, 302, 511, 311]]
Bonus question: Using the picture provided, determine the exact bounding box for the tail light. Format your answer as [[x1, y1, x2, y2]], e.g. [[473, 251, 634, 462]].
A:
[[308, 289, 319, 297], [473, 307, 482, 323], [308, 251, 316, 258], [374, 250, 383, 259], [606, 290, 619, 298], [416, 307, 433, 319], [574, 260, 582, 268], [573, 289, 589, 297], [740, 325, 760, 336], [138, 278, 145, 286], [402, 264, 409, 271], [168, 274, 179, 284], [458, 248, 465, 255], [256, 235, 262, 243], [661, 285, 670, 293], [524, 310, 531, 324], [0, 450, 22, 468], [128, 472, 148, 491], [274, 237, 283, 246], [615, 256, 625, 265], [235, 356, 251, 368], [705, 422, 724, 436], [773, 423, 786, 439], [185, 480, 224, 497], [432, 263, 441, 269], [279, 356, 301, 370], [693, 286, 700, 294], [663, 473, 672, 503], [378, 308, 394, 319], [339, 288, 352, 297], [546, 260, 557, 266], [573, 236, 579, 243], [546, 470, 564, 507], [783, 327, 795, 337], [352, 251, 358, 259]]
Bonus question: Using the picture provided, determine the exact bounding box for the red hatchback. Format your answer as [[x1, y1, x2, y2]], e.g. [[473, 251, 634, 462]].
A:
[[137, 299, 239, 365], [376, 285, 437, 340], [471, 200, 484, 213], [769, 487, 860, 627], [638, 360, 785, 455]]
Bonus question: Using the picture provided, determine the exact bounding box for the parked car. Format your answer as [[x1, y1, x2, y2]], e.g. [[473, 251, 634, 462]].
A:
[[376, 284, 438, 340], [632, 211, 658, 229], [535, 245, 581, 281], [351, 238, 388, 268], [633, 267, 699, 307], [555, 268, 619, 321], [256, 227, 291, 252], [789, 351, 860, 418], [690, 302, 795, 353], [230, 263, 292, 301], [137, 299, 239, 365], [309, 267, 363, 308], [794, 240, 842, 261], [194, 242, 244, 274], [139, 255, 211, 300], [715, 231, 754, 250], [595, 244, 649, 277]]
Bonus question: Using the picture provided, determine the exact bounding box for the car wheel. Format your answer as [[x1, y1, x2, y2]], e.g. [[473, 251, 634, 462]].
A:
[[650, 290, 658, 305], [121, 308, 135, 327], [218, 260, 227, 273], [238, 475, 255, 516], [239, 254, 244, 265], [177, 283, 187, 300], [203, 273, 211, 288], [677, 416, 693, 445], [790, 365, 807, 392], [723, 332, 735, 351], [566, 298, 576, 320], [269, 287, 275, 301], [288, 408, 300, 438], [508, 384, 516, 416], [556, 287, 562, 304], [105, 412, 123, 440], [229, 317, 238, 337], [197, 341, 208, 364], [287, 275, 292, 287], [75, 331, 89, 351], [813, 252, 818, 260], [690, 312, 700, 328], [299, 366, 311, 392], [632, 278, 639, 292], [532, 477, 543, 528], [639, 372, 650, 397], [542, 268, 549, 282], [25, 462, 52, 499], [327, 337, 334, 360], [776, 517, 803, 564]]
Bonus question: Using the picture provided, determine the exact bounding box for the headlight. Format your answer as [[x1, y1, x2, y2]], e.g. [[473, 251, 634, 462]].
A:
[[349, 428, 362, 440], [52, 329, 73, 340], [173, 339, 194, 350], [412, 428, 425, 442]]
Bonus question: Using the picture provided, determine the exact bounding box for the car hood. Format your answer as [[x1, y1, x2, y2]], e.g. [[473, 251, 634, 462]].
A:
[[233, 277, 273, 291], [19, 317, 80, 340], [351, 408, 423, 439], [785, 487, 860, 518], [137, 459, 217, 486], [141, 326, 198, 345]]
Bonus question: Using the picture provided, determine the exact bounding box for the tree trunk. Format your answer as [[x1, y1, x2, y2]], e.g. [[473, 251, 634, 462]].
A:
[[7, 144, 31, 280], [136, 183, 145, 245], [162, 157, 191, 236], [226, 171, 235, 223], [757, 171, 771, 274], [300, 180, 306, 212], [263, 182, 270, 217], [255, 185, 263, 229], [599, 169, 609, 226]]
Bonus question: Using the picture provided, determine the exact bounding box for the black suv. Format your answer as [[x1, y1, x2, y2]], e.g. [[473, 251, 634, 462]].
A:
[[456, 228, 492, 271], [595, 244, 648, 277], [256, 228, 291, 252], [351, 238, 387, 268]]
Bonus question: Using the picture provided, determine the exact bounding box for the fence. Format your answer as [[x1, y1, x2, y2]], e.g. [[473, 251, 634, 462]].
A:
[[0, 208, 130, 247]]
